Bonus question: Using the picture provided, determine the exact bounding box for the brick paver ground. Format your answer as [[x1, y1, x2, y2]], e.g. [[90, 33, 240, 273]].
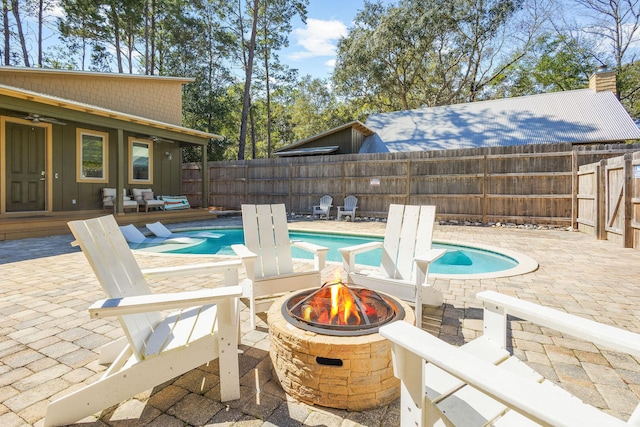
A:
[[1, 214, 639, 426]]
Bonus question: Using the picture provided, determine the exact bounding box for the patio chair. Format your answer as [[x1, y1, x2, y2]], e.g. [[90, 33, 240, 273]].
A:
[[146, 221, 223, 239], [379, 290, 640, 427], [339, 204, 445, 321], [132, 188, 166, 212], [44, 215, 243, 427], [102, 187, 138, 213], [312, 194, 333, 219], [336, 195, 358, 221], [232, 204, 329, 329]]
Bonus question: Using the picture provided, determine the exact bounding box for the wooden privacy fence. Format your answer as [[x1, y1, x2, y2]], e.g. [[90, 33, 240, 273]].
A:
[[577, 151, 640, 248], [183, 142, 640, 228]]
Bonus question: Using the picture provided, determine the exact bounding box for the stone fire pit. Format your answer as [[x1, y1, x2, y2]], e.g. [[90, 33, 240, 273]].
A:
[[267, 289, 415, 411]]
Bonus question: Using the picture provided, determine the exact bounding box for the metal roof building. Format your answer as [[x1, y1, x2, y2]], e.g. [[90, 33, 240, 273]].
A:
[[361, 89, 640, 153]]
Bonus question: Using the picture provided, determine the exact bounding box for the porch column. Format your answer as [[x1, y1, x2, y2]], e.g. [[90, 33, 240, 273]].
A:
[[202, 141, 209, 209], [116, 129, 125, 214]]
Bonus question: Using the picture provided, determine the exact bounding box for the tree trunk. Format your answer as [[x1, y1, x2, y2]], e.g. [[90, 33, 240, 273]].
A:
[[11, 0, 30, 67], [3, 0, 10, 65], [238, 0, 259, 160], [144, 0, 149, 74], [109, 1, 123, 73], [150, 0, 156, 74], [264, 21, 272, 157], [37, 0, 43, 67], [250, 102, 256, 159]]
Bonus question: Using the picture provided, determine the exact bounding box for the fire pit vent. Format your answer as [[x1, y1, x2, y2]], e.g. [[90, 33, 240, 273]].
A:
[[282, 281, 404, 336]]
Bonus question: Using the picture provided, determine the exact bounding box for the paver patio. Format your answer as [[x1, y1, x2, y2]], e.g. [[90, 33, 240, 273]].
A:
[[1, 215, 639, 426]]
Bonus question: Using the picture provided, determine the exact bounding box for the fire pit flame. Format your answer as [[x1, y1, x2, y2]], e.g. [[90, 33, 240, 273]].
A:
[[284, 278, 403, 336]]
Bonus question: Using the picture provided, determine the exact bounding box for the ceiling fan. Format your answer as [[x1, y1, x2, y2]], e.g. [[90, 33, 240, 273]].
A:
[[21, 113, 67, 125]]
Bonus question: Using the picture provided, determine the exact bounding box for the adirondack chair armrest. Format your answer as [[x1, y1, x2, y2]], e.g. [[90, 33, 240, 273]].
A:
[[339, 241, 384, 273], [414, 248, 447, 265], [291, 241, 329, 270], [230, 244, 257, 260], [379, 321, 627, 427], [142, 259, 242, 279], [477, 290, 640, 357], [231, 244, 259, 281], [88, 285, 243, 318]]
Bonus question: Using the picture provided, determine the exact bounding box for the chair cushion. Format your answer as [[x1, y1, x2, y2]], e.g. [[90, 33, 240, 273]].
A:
[[161, 196, 190, 210], [142, 191, 155, 200], [132, 188, 153, 203]]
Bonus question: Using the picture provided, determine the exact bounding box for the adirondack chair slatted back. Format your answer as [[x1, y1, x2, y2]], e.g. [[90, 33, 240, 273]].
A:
[[344, 195, 358, 211], [319, 195, 332, 210], [68, 215, 161, 361], [381, 205, 436, 281], [241, 204, 294, 279]]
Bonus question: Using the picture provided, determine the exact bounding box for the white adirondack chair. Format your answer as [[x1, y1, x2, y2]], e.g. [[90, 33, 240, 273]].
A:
[[339, 204, 445, 321], [337, 195, 358, 221], [380, 290, 640, 427], [232, 204, 329, 330], [44, 215, 243, 427], [312, 194, 333, 219]]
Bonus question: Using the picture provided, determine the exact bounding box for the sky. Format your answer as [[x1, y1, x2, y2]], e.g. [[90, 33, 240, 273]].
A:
[[278, 1, 395, 81]]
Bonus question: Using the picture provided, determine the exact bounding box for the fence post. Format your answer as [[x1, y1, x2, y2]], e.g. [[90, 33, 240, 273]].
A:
[[406, 158, 412, 205], [596, 159, 606, 240], [571, 150, 578, 229], [482, 153, 488, 224], [624, 153, 633, 248], [288, 162, 292, 213]]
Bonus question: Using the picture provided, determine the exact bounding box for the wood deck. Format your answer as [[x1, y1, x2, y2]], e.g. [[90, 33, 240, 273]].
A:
[[0, 208, 226, 241]]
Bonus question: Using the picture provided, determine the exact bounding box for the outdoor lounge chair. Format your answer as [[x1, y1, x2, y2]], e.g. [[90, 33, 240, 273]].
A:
[[339, 204, 445, 321], [379, 290, 640, 427], [119, 223, 204, 246], [146, 221, 223, 239], [312, 194, 333, 219], [102, 187, 138, 213], [232, 204, 329, 329], [132, 188, 166, 212], [337, 195, 358, 221], [44, 215, 243, 427]]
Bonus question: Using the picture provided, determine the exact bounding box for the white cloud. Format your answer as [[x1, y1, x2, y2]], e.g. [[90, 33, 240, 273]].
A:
[[289, 18, 348, 60], [325, 59, 337, 68]]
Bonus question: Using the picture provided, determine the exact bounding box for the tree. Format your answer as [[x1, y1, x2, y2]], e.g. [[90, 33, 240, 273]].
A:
[[618, 61, 640, 118], [3, 0, 10, 65], [334, 0, 545, 110], [571, 0, 640, 71], [11, 0, 30, 66], [58, 0, 105, 70], [237, 0, 259, 160], [256, 0, 308, 157], [490, 33, 595, 97], [334, 0, 449, 111]]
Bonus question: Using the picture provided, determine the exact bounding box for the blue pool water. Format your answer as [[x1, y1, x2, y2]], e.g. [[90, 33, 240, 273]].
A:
[[135, 228, 518, 275]]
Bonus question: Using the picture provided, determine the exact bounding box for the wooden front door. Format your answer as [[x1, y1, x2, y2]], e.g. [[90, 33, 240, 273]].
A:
[[5, 122, 46, 212]]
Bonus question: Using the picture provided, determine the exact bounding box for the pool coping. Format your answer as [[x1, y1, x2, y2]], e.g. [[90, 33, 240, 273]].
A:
[[133, 224, 539, 280]]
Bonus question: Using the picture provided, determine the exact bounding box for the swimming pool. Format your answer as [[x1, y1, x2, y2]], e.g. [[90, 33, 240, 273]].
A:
[[133, 228, 538, 278]]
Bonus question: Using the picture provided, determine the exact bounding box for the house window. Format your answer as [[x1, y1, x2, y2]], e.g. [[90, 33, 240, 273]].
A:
[[129, 137, 153, 184], [77, 129, 108, 183]]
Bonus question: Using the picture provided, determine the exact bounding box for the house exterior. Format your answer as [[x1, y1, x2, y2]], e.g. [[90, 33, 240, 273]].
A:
[[276, 70, 640, 156], [0, 67, 217, 217]]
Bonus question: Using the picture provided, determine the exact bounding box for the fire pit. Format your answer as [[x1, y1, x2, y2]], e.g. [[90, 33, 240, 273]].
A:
[[267, 280, 415, 411]]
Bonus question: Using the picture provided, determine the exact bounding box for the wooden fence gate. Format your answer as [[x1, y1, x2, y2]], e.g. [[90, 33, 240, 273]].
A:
[[577, 152, 640, 248]]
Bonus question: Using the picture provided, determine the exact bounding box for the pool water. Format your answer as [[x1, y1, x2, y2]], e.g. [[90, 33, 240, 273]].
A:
[[135, 228, 518, 275]]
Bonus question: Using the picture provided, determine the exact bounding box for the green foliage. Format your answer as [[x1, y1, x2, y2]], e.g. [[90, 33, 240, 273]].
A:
[[490, 34, 594, 97], [618, 61, 640, 119], [333, 0, 526, 111]]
